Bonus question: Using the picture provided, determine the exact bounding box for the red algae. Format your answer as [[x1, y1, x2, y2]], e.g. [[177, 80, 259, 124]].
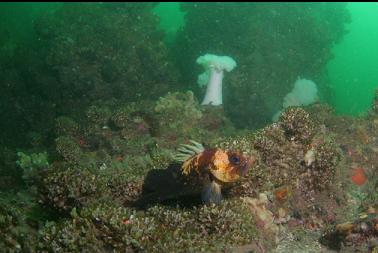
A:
[[351, 167, 367, 186]]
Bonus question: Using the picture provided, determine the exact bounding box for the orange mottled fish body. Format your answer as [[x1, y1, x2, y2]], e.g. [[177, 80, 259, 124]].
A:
[[181, 148, 254, 184], [174, 140, 255, 204]]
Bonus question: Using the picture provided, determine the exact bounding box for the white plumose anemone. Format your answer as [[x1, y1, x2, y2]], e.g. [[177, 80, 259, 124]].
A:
[[272, 77, 319, 121], [196, 54, 237, 106]]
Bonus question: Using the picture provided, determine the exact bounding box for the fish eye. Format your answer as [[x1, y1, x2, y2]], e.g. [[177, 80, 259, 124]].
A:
[[229, 155, 240, 165]]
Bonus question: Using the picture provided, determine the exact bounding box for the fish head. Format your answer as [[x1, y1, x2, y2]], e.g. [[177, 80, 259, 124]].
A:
[[209, 150, 255, 183]]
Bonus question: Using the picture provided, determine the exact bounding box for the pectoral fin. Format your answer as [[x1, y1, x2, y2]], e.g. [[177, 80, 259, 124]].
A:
[[201, 179, 223, 205]]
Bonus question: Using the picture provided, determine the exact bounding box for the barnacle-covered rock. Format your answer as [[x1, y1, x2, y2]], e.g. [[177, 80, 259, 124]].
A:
[[216, 131, 256, 157], [141, 199, 259, 251], [199, 106, 234, 132], [305, 136, 341, 191], [243, 194, 279, 246], [305, 103, 336, 127], [39, 166, 105, 212], [279, 107, 314, 144], [217, 110, 346, 235], [86, 105, 112, 127], [0, 201, 28, 251], [38, 162, 145, 213], [252, 123, 288, 161], [252, 123, 304, 188], [40, 221, 102, 252], [55, 136, 83, 163], [192, 199, 258, 249], [111, 101, 155, 130], [238, 107, 340, 197], [55, 116, 80, 137], [39, 199, 258, 252], [0, 193, 38, 252], [112, 107, 131, 129], [154, 91, 203, 143], [38, 203, 155, 253], [100, 168, 144, 206]]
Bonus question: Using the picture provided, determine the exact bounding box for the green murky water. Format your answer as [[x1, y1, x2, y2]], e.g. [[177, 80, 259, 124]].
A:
[[327, 2, 378, 115]]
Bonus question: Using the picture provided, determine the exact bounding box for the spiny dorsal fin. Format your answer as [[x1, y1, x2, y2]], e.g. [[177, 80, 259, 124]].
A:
[[173, 140, 205, 162]]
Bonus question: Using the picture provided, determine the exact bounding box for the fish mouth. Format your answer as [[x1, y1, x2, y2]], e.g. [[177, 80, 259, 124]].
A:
[[239, 161, 249, 176], [238, 157, 255, 177], [230, 160, 249, 177]]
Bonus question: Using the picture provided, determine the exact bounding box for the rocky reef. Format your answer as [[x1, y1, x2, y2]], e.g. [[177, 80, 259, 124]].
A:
[[1, 90, 378, 252]]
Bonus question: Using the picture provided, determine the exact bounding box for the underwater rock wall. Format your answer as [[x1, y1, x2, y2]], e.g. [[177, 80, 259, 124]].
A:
[[174, 2, 350, 129], [35, 3, 180, 103], [0, 3, 181, 151]]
